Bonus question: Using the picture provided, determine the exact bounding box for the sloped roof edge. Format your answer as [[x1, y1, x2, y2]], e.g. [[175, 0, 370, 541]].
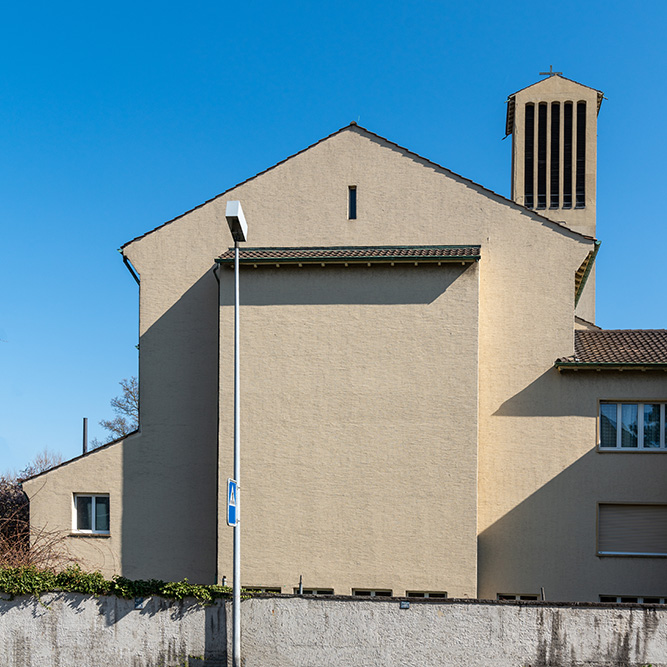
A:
[[216, 245, 481, 265], [20, 430, 139, 484], [121, 122, 596, 251], [507, 73, 604, 100], [505, 74, 604, 136], [556, 329, 667, 369]]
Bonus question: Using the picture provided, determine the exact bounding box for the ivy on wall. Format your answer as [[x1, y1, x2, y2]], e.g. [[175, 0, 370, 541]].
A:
[[0, 565, 239, 603]]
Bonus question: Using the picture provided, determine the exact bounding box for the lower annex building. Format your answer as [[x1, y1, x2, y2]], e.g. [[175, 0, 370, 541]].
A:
[[24, 71, 667, 603]]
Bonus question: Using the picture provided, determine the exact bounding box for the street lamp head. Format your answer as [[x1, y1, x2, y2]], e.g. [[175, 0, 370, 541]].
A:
[[225, 201, 248, 242]]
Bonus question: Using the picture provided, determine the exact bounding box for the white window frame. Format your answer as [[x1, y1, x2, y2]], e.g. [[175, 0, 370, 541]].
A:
[[406, 591, 448, 598], [600, 595, 667, 604], [352, 589, 392, 597], [248, 586, 281, 594], [497, 594, 539, 601], [599, 402, 667, 450], [293, 588, 334, 595], [72, 494, 110, 534]]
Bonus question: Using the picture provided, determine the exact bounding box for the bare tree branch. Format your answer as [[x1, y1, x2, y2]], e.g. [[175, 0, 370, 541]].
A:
[[93, 376, 139, 447]]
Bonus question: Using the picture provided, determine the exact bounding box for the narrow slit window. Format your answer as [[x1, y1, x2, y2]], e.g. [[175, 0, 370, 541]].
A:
[[524, 104, 534, 208], [576, 102, 586, 208], [550, 102, 560, 208], [537, 103, 547, 209], [563, 102, 573, 208], [348, 186, 357, 219]]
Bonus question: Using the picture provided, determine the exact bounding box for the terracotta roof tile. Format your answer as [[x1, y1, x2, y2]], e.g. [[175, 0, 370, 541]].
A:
[[557, 330, 667, 367], [216, 245, 481, 265]]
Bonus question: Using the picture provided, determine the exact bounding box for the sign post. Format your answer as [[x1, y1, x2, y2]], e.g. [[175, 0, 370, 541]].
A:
[[225, 200, 247, 667], [227, 478, 238, 527]]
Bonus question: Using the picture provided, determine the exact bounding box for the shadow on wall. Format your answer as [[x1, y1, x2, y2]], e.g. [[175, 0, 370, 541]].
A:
[[121, 269, 219, 583], [478, 444, 667, 602], [218, 262, 471, 307], [493, 368, 591, 418]]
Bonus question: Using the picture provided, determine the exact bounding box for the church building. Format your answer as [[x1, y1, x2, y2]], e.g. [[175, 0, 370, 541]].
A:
[[23, 72, 667, 603]]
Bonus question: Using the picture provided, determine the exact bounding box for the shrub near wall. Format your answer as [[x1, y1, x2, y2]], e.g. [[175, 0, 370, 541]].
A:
[[0, 565, 233, 602]]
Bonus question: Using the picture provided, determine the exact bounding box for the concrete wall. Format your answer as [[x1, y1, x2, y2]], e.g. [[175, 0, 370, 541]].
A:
[[2, 594, 667, 667]]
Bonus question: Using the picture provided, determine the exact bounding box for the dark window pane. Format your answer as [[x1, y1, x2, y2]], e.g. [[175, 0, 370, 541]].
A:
[[348, 186, 357, 219], [643, 597, 660, 604], [600, 403, 617, 447], [621, 404, 638, 448], [599, 596, 617, 603], [77, 496, 92, 531], [95, 496, 110, 532], [643, 404, 660, 448], [621, 597, 638, 603]]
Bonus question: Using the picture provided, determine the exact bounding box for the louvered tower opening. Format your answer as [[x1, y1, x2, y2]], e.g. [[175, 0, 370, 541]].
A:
[[523, 99, 587, 210]]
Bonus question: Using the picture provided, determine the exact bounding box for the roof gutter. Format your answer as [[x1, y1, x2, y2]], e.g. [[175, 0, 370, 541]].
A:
[[122, 254, 140, 285], [556, 362, 667, 372]]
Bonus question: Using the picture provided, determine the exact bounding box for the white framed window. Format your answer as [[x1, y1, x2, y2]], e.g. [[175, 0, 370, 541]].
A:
[[293, 588, 334, 595], [497, 594, 539, 601], [598, 503, 667, 556], [73, 494, 110, 534], [248, 587, 281, 593], [600, 595, 667, 604], [406, 591, 447, 598], [352, 589, 392, 597], [599, 402, 667, 450]]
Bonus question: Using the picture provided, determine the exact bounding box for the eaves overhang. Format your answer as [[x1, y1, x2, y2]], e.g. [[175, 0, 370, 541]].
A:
[[216, 245, 481, 268], [555, 362, 667, 372], [574, 240, 601, 306]]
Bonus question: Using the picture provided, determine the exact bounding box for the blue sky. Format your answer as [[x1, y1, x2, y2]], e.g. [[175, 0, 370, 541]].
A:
[[2, 0, 666, 472]]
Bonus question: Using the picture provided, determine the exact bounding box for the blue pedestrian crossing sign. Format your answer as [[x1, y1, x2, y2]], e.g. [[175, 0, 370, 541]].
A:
[[227, 478, 238, 527]]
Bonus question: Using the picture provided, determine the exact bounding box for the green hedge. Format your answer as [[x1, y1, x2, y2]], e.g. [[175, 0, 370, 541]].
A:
[[0, 565, 237, 603]]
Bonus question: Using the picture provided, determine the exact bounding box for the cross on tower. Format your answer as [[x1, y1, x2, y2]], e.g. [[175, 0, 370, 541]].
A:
[[539, 65, 562, 77]]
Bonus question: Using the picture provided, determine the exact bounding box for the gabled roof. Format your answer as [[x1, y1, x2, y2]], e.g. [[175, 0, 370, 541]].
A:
[[216, 245, 481, 267], [20, 430, 138, 484], [505, 74, 604, 137], [556, 330, 667, 370], [122, 123, 595, 251]]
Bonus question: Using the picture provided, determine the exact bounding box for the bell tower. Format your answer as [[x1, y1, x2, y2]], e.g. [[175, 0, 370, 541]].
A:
[[506, 69, 603, 240]]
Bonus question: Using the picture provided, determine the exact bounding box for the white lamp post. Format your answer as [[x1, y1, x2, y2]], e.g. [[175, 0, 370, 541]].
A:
[[225, 200, 247, 667]]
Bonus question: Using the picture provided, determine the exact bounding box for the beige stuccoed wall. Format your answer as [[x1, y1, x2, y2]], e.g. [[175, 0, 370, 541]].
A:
[[22, 438, 128, 577], [478, 371, 667, 602], [218, 262, 480, 596], [26, 126, 598, 595], [206, 128, 591, 595]]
